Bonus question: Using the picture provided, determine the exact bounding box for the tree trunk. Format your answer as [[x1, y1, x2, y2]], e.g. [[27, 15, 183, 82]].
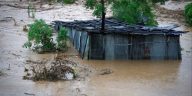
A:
[[101, 0, 105, 34]]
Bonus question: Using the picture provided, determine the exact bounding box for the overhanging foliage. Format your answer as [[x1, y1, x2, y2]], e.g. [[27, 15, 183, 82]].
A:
[[185, 3, 192, 26], [85, 0, 164, 26]]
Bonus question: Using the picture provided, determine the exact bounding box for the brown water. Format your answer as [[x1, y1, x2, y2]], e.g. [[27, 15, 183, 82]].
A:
[[0, 1, 192, 96]]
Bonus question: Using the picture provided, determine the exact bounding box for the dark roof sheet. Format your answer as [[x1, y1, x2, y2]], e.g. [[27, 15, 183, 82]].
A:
[[53, 18, 186, 35]]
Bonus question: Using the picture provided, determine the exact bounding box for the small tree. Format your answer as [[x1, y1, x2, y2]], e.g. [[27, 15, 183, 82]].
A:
[[85, 0, 170, 26], [56, 27, 68, 52], [23, 19, 55, 53], [85, 0, 108, 33], [112, 0, 157, 26], [185, 3, 192, 26]]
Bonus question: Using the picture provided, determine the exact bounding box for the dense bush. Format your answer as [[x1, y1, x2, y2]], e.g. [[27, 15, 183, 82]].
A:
[[112, 0, 157, 26], [185, 3, 192, 26], [23, 19, 69, 53], [23, 19, 56, 53], [57, 27, 68, 52]]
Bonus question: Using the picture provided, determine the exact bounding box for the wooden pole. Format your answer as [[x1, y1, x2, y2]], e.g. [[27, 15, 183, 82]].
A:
[[101, 0, 106, 59]]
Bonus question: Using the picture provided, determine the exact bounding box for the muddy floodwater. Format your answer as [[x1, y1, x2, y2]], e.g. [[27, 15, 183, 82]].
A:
[[0, 1, 192, 96]]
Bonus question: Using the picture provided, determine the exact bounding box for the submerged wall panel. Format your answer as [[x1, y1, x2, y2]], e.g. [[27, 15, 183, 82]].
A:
[[150, 35, 166, 60], [130, 35, 145, 59], [67, 29, 181, 60], [79, 32, 88, 57], [114, 34, 129, 60], [84, 36, 90, 59], [89, 34, 104, 59], [73, 31, 81, 51], [71, 29, 76, 42], [167, 36, 181, 59], [105, 34, 115, 60]]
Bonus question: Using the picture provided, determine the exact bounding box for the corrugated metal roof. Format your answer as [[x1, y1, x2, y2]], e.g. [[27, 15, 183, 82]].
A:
[[53, 18, 186, 35]]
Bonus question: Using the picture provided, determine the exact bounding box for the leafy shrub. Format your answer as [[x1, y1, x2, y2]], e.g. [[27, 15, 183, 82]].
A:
[[112, 0, 157, 26], [57, 27, 68, 52], [185, 3, 192, 26], [23, 19, 55, 53]]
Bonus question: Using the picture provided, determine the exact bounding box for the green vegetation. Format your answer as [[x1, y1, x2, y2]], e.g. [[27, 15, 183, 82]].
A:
[[185, 3, 192, 26], [57, 27, 68, 52], [85, 0, 111, 18], [85, 0, 161, 26], [23, 19, 55, 53], [112, 0, 157, 26], [23, 19, 69, 53]]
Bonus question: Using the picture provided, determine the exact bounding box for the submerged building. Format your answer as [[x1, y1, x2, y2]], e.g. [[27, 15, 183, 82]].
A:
[[53, 19, 185, 60]]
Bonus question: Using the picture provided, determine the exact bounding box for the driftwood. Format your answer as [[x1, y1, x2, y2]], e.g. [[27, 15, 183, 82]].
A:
[[24, 93, 35, 96], [0, 17, 17, 26], [1, 4, 28, 9], [0, 70, 3, 76], [0, 3, 62, 12]]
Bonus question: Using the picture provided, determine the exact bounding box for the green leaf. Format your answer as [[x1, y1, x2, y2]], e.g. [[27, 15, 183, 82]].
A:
[[93, 3, 105, 18], [85, 0, 97, 9]]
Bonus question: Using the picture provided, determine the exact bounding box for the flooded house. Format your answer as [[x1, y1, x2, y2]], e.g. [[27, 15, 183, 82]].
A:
[[53, 19, 185, 60]]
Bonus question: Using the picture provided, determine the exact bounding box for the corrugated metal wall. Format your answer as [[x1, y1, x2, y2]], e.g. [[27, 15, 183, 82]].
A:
[[79, 32, 88, 58], [67, 29, 181, 60], [89, 33, 181, 60], [167, 36, 181, 59], [68, 29, 89, 59], [114, 34, 130, 59], [89, 34, 105, 59], [105, 34, 114, 60], [105, 34, 146, 60], [150, 35, 167, 60]]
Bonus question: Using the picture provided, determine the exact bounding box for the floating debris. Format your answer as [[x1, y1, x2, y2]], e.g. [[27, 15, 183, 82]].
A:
[[0, 70, 3, 76], [23, 25, 28, 32], [24, 92, 35, 96], [99, 68, 113, 75], [7, 64, 11, 70], [186, 51, 191, 53], [24, 59, 76, 81]]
